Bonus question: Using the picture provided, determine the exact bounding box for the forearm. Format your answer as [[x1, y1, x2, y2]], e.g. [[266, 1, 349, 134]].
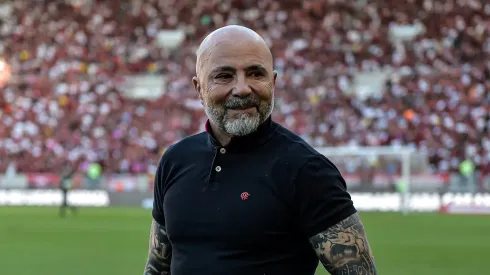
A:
[[309, 213, 377, 275], [144, 219, 172, 275]]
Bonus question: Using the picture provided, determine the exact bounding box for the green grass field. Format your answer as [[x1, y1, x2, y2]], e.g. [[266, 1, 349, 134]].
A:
[[1, 207, 489, 275]]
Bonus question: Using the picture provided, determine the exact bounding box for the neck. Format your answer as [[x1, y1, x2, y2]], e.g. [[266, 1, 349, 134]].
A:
[[209, 123, 232, 146]]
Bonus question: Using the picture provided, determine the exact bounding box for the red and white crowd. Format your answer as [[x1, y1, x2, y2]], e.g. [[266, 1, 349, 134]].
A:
[[0, 0, 489, 175]]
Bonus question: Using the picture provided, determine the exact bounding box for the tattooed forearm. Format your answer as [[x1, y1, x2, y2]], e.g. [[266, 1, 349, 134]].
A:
[[309, 213, 377, 275], [144, 219, 172, 275]]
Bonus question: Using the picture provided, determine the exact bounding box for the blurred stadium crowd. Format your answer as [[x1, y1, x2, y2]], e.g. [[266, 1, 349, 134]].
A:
[[0, 0, 489, 177]]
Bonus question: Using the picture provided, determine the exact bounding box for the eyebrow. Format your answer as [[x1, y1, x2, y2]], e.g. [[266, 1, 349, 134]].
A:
[[210, 66, 236, 75], [209, 64, 268, 76], [246, 65, 268, 75]]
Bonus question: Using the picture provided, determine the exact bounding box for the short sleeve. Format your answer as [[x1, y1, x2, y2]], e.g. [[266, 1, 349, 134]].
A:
[[293, 155, 357, 238], [152, 150, 170, 227]]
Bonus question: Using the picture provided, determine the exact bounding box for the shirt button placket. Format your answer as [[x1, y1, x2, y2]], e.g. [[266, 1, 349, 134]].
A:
[[216, 149, 225, 173], [211, 148, 225, 189]]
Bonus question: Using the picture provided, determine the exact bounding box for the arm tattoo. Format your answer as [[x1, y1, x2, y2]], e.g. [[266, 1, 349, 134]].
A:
[[309, 213, 377, 275], [144, 219, 172, 275]]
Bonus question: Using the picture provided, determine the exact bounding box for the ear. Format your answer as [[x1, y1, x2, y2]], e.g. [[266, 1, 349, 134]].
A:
[[192, 76, 204, 105]]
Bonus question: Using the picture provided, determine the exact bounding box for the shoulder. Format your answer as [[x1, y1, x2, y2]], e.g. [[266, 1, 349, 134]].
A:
[[156, 132, 210, 172], [163, 132, 209, 157], [272, 122, 332, 165], [271, 122, 343, 182]]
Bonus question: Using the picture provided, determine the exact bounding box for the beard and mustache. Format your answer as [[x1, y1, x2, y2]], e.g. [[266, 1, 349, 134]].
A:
[[204, 91, 274, 137]]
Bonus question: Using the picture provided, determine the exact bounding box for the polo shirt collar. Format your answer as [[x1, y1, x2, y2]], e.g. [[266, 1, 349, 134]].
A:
[[205, 116, 275, 152]]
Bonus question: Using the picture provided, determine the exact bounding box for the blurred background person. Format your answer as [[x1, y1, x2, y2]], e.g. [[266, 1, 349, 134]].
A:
[[59, 163, 77, 218]]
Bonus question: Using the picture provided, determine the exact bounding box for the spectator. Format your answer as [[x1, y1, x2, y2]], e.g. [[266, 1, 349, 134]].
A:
[[0, 0, 489, 175]]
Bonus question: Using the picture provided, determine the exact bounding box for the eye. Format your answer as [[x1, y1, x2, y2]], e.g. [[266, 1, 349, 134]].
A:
[[215, 73, 233, 80], [249, 71, 265, 78]]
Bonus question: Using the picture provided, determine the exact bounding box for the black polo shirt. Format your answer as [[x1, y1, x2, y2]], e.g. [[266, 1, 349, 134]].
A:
[[152, 117, 356, 275]]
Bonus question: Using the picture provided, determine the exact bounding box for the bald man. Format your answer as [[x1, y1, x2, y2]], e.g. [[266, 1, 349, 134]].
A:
[[144, 25, 377, 275]]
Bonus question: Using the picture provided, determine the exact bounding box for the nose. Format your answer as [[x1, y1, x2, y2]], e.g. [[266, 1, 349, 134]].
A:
[[232, 73, 252, 98]]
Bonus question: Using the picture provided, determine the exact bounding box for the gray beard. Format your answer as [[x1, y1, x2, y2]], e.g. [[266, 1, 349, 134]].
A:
[[205, 95, 274, 136]]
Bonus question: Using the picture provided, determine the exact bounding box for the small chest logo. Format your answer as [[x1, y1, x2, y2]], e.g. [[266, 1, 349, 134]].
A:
[[240, 192, 250, 200]]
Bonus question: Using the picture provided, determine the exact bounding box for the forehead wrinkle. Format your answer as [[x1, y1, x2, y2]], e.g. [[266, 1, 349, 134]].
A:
[[207, 45, 272, 71], [196, 26, 273, 81]]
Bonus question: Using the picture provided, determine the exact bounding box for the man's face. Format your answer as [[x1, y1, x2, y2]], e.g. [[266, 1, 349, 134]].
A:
[[194, 40, 277, 136]]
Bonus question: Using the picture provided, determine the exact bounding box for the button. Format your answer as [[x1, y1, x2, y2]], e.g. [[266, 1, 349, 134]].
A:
[[220, 148, 226, 154], [215, 166, 222, 172]]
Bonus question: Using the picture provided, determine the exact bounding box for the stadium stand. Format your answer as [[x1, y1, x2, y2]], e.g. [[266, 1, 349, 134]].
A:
[[0, 0, 489, 177]]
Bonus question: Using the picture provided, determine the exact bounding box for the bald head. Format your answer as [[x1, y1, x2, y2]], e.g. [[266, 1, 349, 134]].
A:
[[195, 25, 273, 76], [192, 25, 277, 139]]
